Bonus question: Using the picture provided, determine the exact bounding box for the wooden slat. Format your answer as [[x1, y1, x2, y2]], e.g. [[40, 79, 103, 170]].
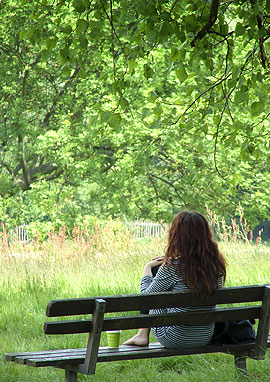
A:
[[44, 306, 261, 335], [6, 348, 86, 362], [102, 306, 261, 331], [26, 355, 85, 367], [44, 320, 93, 334], [5, 342, 260, 368], [96, 342, 258, 362], [46, 285, 266, 317], [7, 339, 270, 368], [83, 299, 106, 375], [253, 285, 270, 358]]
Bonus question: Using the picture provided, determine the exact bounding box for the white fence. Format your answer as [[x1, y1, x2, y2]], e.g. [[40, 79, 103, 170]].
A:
[[16, 225, 30, 242], [13, 222, 167, 241], [124, 221, 167, 238]]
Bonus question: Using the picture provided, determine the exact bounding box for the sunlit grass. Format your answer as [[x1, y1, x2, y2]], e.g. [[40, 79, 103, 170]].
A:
[[0, 223, 269, 381]]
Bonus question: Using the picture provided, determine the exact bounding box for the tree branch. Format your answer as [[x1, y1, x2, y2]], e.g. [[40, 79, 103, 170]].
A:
[[99, 0, 125, 55], [250, 0, 268, 68], [191, 0, 220, 47], [18, 134, 31, 189], [147, 173, 186, 204], [42, 66, 80, 127]]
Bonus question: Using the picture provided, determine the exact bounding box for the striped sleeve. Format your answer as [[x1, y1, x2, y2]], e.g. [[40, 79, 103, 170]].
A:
[[140, 262, 188, 294]]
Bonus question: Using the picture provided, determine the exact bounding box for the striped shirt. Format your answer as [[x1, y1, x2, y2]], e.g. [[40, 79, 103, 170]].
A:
[[140, 260, 222, 349]]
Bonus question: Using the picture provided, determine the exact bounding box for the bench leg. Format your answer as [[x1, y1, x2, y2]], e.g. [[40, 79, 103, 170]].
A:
[[65, 369, 77, 382], [234, 354, 247, 376]]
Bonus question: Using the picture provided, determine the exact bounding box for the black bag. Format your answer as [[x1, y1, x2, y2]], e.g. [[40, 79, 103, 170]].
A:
[[210, 319, 256, 345]]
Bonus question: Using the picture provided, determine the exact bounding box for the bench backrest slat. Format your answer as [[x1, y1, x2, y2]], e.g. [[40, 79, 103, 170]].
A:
[[44, 306, 261, 335], [253, 286, 270, 358], [46, 285, 266, 317]]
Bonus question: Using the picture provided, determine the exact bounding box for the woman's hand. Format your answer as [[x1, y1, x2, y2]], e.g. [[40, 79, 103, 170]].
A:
[[143, 256, 165, 277], [147, 256, 165, 269]]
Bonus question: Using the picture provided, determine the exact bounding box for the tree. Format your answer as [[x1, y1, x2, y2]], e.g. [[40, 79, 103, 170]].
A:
[[1, 0, 270, 230]]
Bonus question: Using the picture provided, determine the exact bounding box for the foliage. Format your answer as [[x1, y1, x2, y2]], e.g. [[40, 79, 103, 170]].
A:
[[1, 0, 270, 227]]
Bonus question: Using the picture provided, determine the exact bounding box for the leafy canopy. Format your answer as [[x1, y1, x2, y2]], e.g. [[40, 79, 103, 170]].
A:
[[1, 0, 270, 230]]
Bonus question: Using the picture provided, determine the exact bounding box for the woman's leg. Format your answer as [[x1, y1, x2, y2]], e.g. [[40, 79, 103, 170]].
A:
[[122, 328, 151, 346], [122, 265, 160, 346]]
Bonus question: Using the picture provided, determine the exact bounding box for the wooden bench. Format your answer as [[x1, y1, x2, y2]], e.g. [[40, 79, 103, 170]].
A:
[[6, 284, 270, 381]]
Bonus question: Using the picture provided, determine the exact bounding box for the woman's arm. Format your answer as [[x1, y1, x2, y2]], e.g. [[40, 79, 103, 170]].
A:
[[143, 256, 164, 277], [141, 258, 177, 294]]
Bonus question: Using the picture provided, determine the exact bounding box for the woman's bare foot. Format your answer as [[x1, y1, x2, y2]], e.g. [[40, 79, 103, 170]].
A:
[[122, 328, 150, 346]]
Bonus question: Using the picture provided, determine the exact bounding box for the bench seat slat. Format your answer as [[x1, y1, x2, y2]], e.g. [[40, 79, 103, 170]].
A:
[[97, 343, 257, 362], [12, 350, 86, 365], [5, 348, 86, 362], [44, 306, 261, 335], [26, 355, 85, 367], [46, 285, 267, 317], [7, 340, 270, 368]]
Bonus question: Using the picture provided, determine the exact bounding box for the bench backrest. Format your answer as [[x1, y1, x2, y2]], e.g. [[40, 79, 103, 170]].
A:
[[46, 284, 268, 317], [44, 285, 270, 374]]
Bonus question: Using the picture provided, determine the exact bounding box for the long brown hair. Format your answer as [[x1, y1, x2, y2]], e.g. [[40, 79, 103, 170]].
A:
[[165, 211, 226, 297]]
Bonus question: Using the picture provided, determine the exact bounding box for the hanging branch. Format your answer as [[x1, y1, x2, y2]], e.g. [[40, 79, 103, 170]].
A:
[[110, 0, 116, 81], [169, 0, 180, 14], [147, 173, 187, 204], [213, 102, 227, 179], [170, 70, 231, 126], [99, 0, 125, 55], [191, 0, 220, 47], [250, 0, 268, 68]]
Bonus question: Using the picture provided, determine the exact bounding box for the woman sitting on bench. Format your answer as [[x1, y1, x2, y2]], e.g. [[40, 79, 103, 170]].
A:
[[123, 211, 227, 349]]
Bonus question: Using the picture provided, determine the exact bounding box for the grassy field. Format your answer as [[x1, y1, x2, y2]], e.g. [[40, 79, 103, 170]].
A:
[[0, 224, 270, 381]]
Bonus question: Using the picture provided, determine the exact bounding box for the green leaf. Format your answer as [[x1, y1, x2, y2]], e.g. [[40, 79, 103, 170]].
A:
[[76, 19, 88, 34], [24, 27, 36, 39], [235, 23, 246, 36], [251, 101, 264, 116], [227, 78, 237, 89], [62, 25, 73, 34], [176, 68, 188, 82], [61, 66, 71, 77], [73, 0, 86, 13], [153, 103, 163, 116], [119, 98, 129, 109], [231, 66, 241, 80], [240, 149, 249, 161], [231, 173, 240, 186], [141, 108, 151, 119], [19, 29, 27, 40], [100, 111, 112, 122], [233, 120, 243, 130], [59, 46, 70, 59], [170, 47, 179, 61], [220, 23, 228, 35], [159, 21, 173, 38], [79, 36, 88, 49], [234, 90, 248, 104], [78, 68, 87, 78], [143, 64, 154, 79], [41, 49, 50, 61], [149, 91, 159, 102], [46, 38, 56, 50]]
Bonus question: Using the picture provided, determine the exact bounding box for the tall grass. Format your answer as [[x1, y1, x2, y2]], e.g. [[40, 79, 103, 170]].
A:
[[0, 221, 269, 382]]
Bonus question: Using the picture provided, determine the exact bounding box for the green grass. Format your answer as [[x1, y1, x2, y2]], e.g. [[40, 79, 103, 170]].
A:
[[0, 231, 270, 381]]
